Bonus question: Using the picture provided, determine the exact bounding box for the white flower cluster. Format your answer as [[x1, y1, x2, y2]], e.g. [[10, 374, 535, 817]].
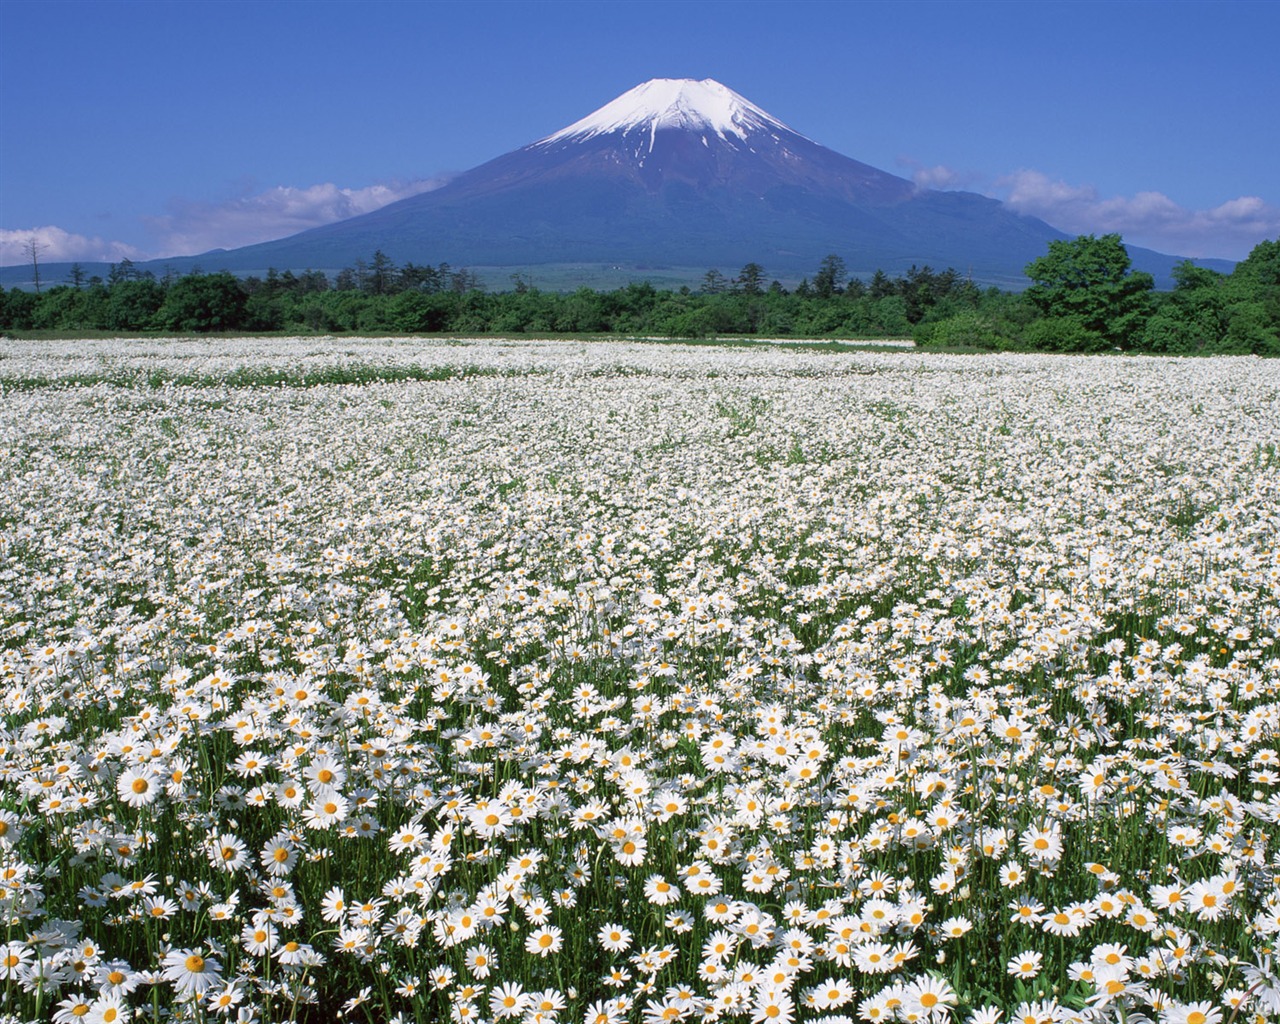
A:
[[0, 337, 1277, 1024]]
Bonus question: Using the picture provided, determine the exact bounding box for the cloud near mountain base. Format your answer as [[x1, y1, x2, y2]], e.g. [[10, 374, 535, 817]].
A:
[[0, 226, 144, 266], [140, 177, 451, 258], [995, 169, 1279, 260], [0, 177, 451, 267]]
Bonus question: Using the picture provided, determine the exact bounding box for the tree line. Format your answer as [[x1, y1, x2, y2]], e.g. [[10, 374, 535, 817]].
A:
[[1, 236, 1276, 354]]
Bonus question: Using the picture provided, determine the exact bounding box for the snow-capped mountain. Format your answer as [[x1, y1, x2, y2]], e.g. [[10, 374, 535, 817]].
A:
[[517, 77, 913, 206], [535, 78, 803, 148], [152, 79, 1206, 287]]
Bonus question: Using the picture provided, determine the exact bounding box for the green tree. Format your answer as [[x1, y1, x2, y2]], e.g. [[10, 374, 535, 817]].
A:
[[156, 273, 248, 332], [449, 268, 481, 293], [813, 254, 847, 299], [900, 265, 937, 324], [1023, 234, 1153, 348], [914, 310, 1012, 350], [1020, 316, 1108, 353], [367, 250, 398, 295], [868, 269, 894, 300], [1223, 238, 1279, 354], [701, 269, 728, 295], [558, 287, 610, 332], [31, 285, 102, 330], [870, 294, 910, 335], [401, 263, 444, 293], [1140, 261, 1227, 353], [0, 287, 39, 329], [105, 278, 164, 330], [734, 262, 765, 296], [108, 258, 142, 285]]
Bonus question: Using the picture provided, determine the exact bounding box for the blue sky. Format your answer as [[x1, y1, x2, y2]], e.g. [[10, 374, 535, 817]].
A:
[[2, 0, 1277, 267]]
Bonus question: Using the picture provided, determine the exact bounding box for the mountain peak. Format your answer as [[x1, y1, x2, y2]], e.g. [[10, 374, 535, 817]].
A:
[[535, 78, 802, 149], [149, 76, 1163, 288]]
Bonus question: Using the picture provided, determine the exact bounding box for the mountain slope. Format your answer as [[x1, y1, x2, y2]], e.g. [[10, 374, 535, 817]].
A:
[[31, 79, 1230, 289]]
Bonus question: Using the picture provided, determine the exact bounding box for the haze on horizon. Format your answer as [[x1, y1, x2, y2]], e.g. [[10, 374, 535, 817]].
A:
[[2, 0, 1278, 269]]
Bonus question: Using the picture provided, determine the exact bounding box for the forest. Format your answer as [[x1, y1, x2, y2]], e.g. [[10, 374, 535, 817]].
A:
[[2, 234, 1276, 354]]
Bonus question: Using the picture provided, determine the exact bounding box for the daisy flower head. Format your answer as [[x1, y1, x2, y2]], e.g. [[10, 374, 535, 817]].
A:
[[599, 923, 633, 953], [903, 974, 958, 1017], [1007, 950, 1043, 978], [303, 790, 349, 828], [274, 939, 321, 967], [259, 835, 298, 876], [116, 766, 162, 808], [584, 998, 626, 1024], [1163, 1002, 1223, 1024], [161, 946, 222, 996], [750, 986, 795, 1024], [0, 940, 32, 980], [52, 995, 95, 1024], [525, 925, 563, 957], [858, 990, 901, 1023], [614, 833, 648, 867], [320, 885, 347, 923], [1019, 825, 1063, 864], [209, 981, 244, 1016], [644, 874, 680, 905], [853, 941, 894, 974], [98, 959, 138, 993], [0, 809, 22, 848], [391, 825, 427, 853], [465, 943, 496, 979], [1090, 942, 1133, 972], [87, 991, 131, 1023], [1041, 908, 1083, 937], [240, 920, 278, 957], [1085, 963, 1141, 1008], [811, 976, 855, 1009], [939, 916, 972, 939]]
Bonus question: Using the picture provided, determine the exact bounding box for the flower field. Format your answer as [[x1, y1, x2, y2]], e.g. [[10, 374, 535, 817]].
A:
[[1, 336, 1278, 1024]]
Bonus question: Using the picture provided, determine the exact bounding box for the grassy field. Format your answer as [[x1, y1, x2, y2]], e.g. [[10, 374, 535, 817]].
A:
[[0, 336, 1277, 1024]]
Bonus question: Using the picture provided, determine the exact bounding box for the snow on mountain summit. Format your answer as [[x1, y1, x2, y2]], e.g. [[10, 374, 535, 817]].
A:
[[535, 78, 802, 149]]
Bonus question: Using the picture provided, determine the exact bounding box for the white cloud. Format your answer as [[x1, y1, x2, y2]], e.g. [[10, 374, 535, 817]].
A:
[[897, 156, 979, 191], [912, 164, 965, 190], [0, 226, 144, 266], [142, 177, 450, 257], [995, 169, 1280, 260], [1, 176, 451, 267]]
